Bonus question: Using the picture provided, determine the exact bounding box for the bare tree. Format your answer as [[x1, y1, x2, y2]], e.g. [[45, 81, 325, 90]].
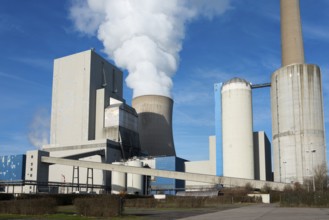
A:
[[313, 163, 328, 191]]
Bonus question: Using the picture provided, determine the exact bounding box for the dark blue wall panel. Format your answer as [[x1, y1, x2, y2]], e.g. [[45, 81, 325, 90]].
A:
[[0, 154, 26, 181], [151, 156, 187, 195], [175, 157, 186, 189]]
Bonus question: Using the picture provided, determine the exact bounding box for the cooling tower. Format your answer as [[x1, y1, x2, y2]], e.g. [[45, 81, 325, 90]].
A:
[[271, 0, 326, 183], [221, 78, 254, 179], [132, 95, 176, 157]]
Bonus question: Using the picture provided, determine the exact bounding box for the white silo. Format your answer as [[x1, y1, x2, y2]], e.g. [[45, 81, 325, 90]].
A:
[[111, 162, 126, 194], [126, 160, 144, 195], [222, 78, 254, 179]]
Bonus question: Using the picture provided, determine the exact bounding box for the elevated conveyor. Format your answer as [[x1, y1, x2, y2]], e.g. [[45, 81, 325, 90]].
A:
[[41, 156, 290, 191]]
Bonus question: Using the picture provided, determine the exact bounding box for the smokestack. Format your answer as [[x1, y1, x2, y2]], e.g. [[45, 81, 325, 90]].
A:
[[132, 95, 176, 157], [280, 0, 305, 66], [271, 0, 326, 183]]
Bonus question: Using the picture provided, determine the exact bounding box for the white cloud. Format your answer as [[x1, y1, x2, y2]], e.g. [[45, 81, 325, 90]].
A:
[[28, 108, 50, 149], [69, 0, 106, 35], [188, 0, 233, 20], [69, 0, 232, 98]]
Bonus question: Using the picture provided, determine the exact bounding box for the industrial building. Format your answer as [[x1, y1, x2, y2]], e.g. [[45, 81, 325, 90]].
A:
[[43, 50, 137, 193], [41, 50, 187, 194], [0, 0, 326, 195], [0, 49, 277, 195], [0, 49, 185, 194]]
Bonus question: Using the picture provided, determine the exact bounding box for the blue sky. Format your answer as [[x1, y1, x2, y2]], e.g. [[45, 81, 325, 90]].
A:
[[0, 0, 328, 164]]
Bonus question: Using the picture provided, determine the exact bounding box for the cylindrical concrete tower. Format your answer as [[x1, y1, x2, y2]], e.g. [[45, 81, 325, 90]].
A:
[[222, 78, 254, 179], [271, 64, 326, 183], [132, 95, 176, 157], [271, 0, 326, 183]]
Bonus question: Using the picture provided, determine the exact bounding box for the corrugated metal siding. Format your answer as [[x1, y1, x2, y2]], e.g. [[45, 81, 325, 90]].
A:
[[153, 156, 175, 190], [0, 155, 26, 181], [151, 156, 186, 195]]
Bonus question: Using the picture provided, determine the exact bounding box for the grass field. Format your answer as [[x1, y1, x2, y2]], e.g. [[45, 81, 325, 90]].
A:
[[0, 204, 244, 220]]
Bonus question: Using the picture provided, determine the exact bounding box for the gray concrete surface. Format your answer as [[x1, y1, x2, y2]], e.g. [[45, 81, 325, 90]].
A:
[[179, 204, 329, 220]]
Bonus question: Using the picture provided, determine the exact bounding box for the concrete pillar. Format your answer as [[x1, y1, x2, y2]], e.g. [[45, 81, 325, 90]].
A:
[[280, 0, 304, 66]]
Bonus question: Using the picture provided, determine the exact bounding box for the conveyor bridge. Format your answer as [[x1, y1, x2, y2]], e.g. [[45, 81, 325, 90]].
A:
[[42, 156, 290, 191]]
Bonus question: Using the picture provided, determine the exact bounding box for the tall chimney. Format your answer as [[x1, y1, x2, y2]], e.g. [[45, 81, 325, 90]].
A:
[[132, 95, 176, 157], [271, 0, 326, 184], [280, 0, 305, 66]]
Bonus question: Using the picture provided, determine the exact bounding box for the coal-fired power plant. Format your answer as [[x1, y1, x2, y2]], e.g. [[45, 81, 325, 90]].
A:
[[132, 95, 176, 157], [222, 78, 254, 180], [271, 0, 326, 183], [1, 0, 328, 196]]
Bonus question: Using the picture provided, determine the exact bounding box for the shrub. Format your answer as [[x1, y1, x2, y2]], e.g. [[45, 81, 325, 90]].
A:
[[0, 193, 14, 201], [269, 190, 282, 203], [74, 195, 123, 217], [261, 184, 272, 193], [17, 193, 95, 205], [124, 198, 156, 208], [280, 191, 329, 207], [124, 193, 261, 209], [0, 198, 56, 215], [244, 183, 253, 192]]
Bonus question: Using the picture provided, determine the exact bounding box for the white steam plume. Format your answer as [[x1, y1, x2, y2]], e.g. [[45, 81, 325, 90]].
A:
[[70, 0, 232, 98], [28, 108, 50, 149]]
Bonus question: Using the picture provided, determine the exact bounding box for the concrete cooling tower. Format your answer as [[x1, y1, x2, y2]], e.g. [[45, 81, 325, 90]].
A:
[[132, 95, 176, 157], [271, 0, 326, 183], [221, 78, 254, 179]]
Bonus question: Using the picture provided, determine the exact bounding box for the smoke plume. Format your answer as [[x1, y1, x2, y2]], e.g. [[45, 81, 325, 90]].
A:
[[70, 0, 232, 98], [28, 108, 50, 149]]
